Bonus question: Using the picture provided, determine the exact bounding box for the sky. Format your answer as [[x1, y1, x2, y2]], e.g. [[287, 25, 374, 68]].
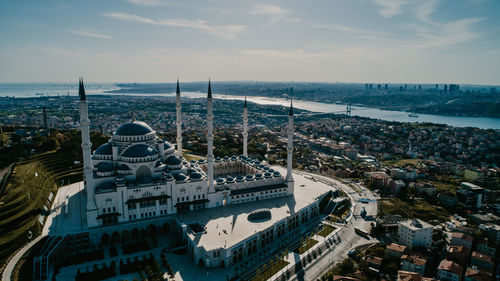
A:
[[0, 0, 499, 84]]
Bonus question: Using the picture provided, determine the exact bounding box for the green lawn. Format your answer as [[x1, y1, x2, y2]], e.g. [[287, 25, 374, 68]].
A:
[[0, 150, 82, 266], [382, 159, 422, 166], [431, 181, 458, 194], [317, 225, 335, 237], [379, 197, 449, 222], [251, 259, 289, 281], [294, 238, 319, 255], [182, 152, 206, 162]]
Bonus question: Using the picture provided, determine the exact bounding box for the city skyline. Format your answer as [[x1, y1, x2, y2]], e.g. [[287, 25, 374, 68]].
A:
[[1, 0, 500, 84]]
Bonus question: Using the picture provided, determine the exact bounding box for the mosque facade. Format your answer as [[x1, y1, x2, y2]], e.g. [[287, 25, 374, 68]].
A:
[[78, 79, 295, 229]]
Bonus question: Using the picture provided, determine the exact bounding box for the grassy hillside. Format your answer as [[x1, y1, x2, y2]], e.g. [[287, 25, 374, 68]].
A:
[[0, 150, 83, 267]]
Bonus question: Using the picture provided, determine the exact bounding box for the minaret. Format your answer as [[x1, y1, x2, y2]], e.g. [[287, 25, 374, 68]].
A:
[[78, 78, 98, 224], [286, 100, 295, 195], [242, 96, 248, 157], [206, 80, 215, 193], [176, 79, 183, 158]]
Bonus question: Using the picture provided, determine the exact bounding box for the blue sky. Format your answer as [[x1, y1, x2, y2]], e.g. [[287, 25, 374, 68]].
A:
[[0, 0, 499, 84]]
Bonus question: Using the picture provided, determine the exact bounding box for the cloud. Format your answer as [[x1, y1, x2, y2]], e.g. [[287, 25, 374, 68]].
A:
[[415, 0, 438, 23], [373, 0, 409, 17], [69, 28, 113, 39], [308, 22, 389, 40], [124, 0, 167, 6], [103, 12, 245, 40], [250, 5, 289, 16], [406, 0, 483, 48]]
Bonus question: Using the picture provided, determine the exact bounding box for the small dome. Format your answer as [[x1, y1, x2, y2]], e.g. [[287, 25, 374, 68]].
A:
[[273, 171, 281, 177], [268, 168, 275, 173], [255, 173, 263, 179], [96, 162, 113, 172], [164, 141, 173, 150], [215, 157, 222, 162], [223, 156, 230, 161], [226, 176, 235, 183], [121, 144, 158, 158], [115, 121, 154, 136], [94, 143, 112, 155], [216, 178, 225, 184], [166, 155, 182, 166], [236, 176, 244, 182], [245, 174, 254, 180], [175, 173, 187, 181], [231, 155, 238, 161], [163, 174, 174, 181], [264, 172, 272, 178], [198, 159, 206, 164], [118, 164, 130, 170], [190, 172, 203, 180]]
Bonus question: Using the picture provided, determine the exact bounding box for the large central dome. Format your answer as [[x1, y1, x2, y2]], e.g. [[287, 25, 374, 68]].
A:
[[115, 121, 154, 136]]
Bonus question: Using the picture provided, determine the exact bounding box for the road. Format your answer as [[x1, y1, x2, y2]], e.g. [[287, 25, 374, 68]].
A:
[[287, 172, 379, 281]]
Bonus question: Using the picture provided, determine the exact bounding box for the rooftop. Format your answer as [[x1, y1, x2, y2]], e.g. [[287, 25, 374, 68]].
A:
[[399, 219, 432, 230], [438, 260, 462, 275], [178, 166, 333, 251], [401, 255, 426, 266], [386, 243, 407, 253], [465, 267, 493, 281], [114, 120, 154, 136]]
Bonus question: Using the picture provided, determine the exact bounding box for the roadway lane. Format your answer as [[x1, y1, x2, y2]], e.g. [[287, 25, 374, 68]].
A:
[[287, 172, 378, 281]]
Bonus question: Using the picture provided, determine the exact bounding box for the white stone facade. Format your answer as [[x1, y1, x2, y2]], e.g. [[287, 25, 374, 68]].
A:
[[79, 80, 295, 228], [398, 219, 433, 249]]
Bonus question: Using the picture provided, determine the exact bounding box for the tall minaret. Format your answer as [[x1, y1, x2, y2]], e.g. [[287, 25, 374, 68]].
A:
[[242, 96, 248, 157], [286, 100, 295, 195], [206, 80, 215, 193], [78, 78, 98, 221], [176, 79, 183, 158]]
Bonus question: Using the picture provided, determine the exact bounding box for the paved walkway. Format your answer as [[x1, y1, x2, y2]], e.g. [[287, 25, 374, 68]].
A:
[[2, 235, 45, 281]]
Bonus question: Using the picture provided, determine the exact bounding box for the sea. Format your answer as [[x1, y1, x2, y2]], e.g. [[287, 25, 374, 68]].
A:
[[1, 82, 499, 130]]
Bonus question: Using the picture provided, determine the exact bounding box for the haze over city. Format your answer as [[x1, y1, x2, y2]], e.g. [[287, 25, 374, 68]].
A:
[[1, 0, 500, 84], [1, 1, 500, 281]]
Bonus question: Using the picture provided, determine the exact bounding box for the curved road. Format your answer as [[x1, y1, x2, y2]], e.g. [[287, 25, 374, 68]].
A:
[[287, 172, 379, 281]]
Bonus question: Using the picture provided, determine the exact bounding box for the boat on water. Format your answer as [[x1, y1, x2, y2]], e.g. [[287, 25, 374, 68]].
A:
[[409, 112, 419, 118]]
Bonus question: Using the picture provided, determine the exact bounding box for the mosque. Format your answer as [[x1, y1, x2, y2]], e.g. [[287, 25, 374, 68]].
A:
[[77, 79, 332, 268]]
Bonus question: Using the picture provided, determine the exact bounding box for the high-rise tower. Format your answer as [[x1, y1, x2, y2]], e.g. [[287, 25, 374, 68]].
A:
[[78, 78, 98, 227], [176, 79, 183, 158], [206, 80, 215, 193], [286, 100, 295, 195], [243, 96, 248, 157]]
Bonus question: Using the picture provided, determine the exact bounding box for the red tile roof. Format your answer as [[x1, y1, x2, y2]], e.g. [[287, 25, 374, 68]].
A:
[[438, 260, 462, 276], [387, 243, 407, 253]]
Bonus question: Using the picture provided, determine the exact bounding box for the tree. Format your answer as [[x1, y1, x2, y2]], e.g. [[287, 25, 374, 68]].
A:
[[340, 258, 354, 274], [384, 262, 398, 275]]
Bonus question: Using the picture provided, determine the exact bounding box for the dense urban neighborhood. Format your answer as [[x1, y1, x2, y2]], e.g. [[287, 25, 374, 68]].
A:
[[0, 93, 498, 281]]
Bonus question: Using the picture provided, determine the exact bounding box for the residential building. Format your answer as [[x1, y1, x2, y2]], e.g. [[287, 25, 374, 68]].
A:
[[470, 251, 494, 273], [400, 254, 426, 275], [398, 219, 433, 249], [437, 260, 462, 281], [450, 232, 473, 251], [465, 267, 493, 281], [397, 270, 435, 281], [456, 182, 485, 209], [447, 245, 467, 265], [386, 243, 407, 260]]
